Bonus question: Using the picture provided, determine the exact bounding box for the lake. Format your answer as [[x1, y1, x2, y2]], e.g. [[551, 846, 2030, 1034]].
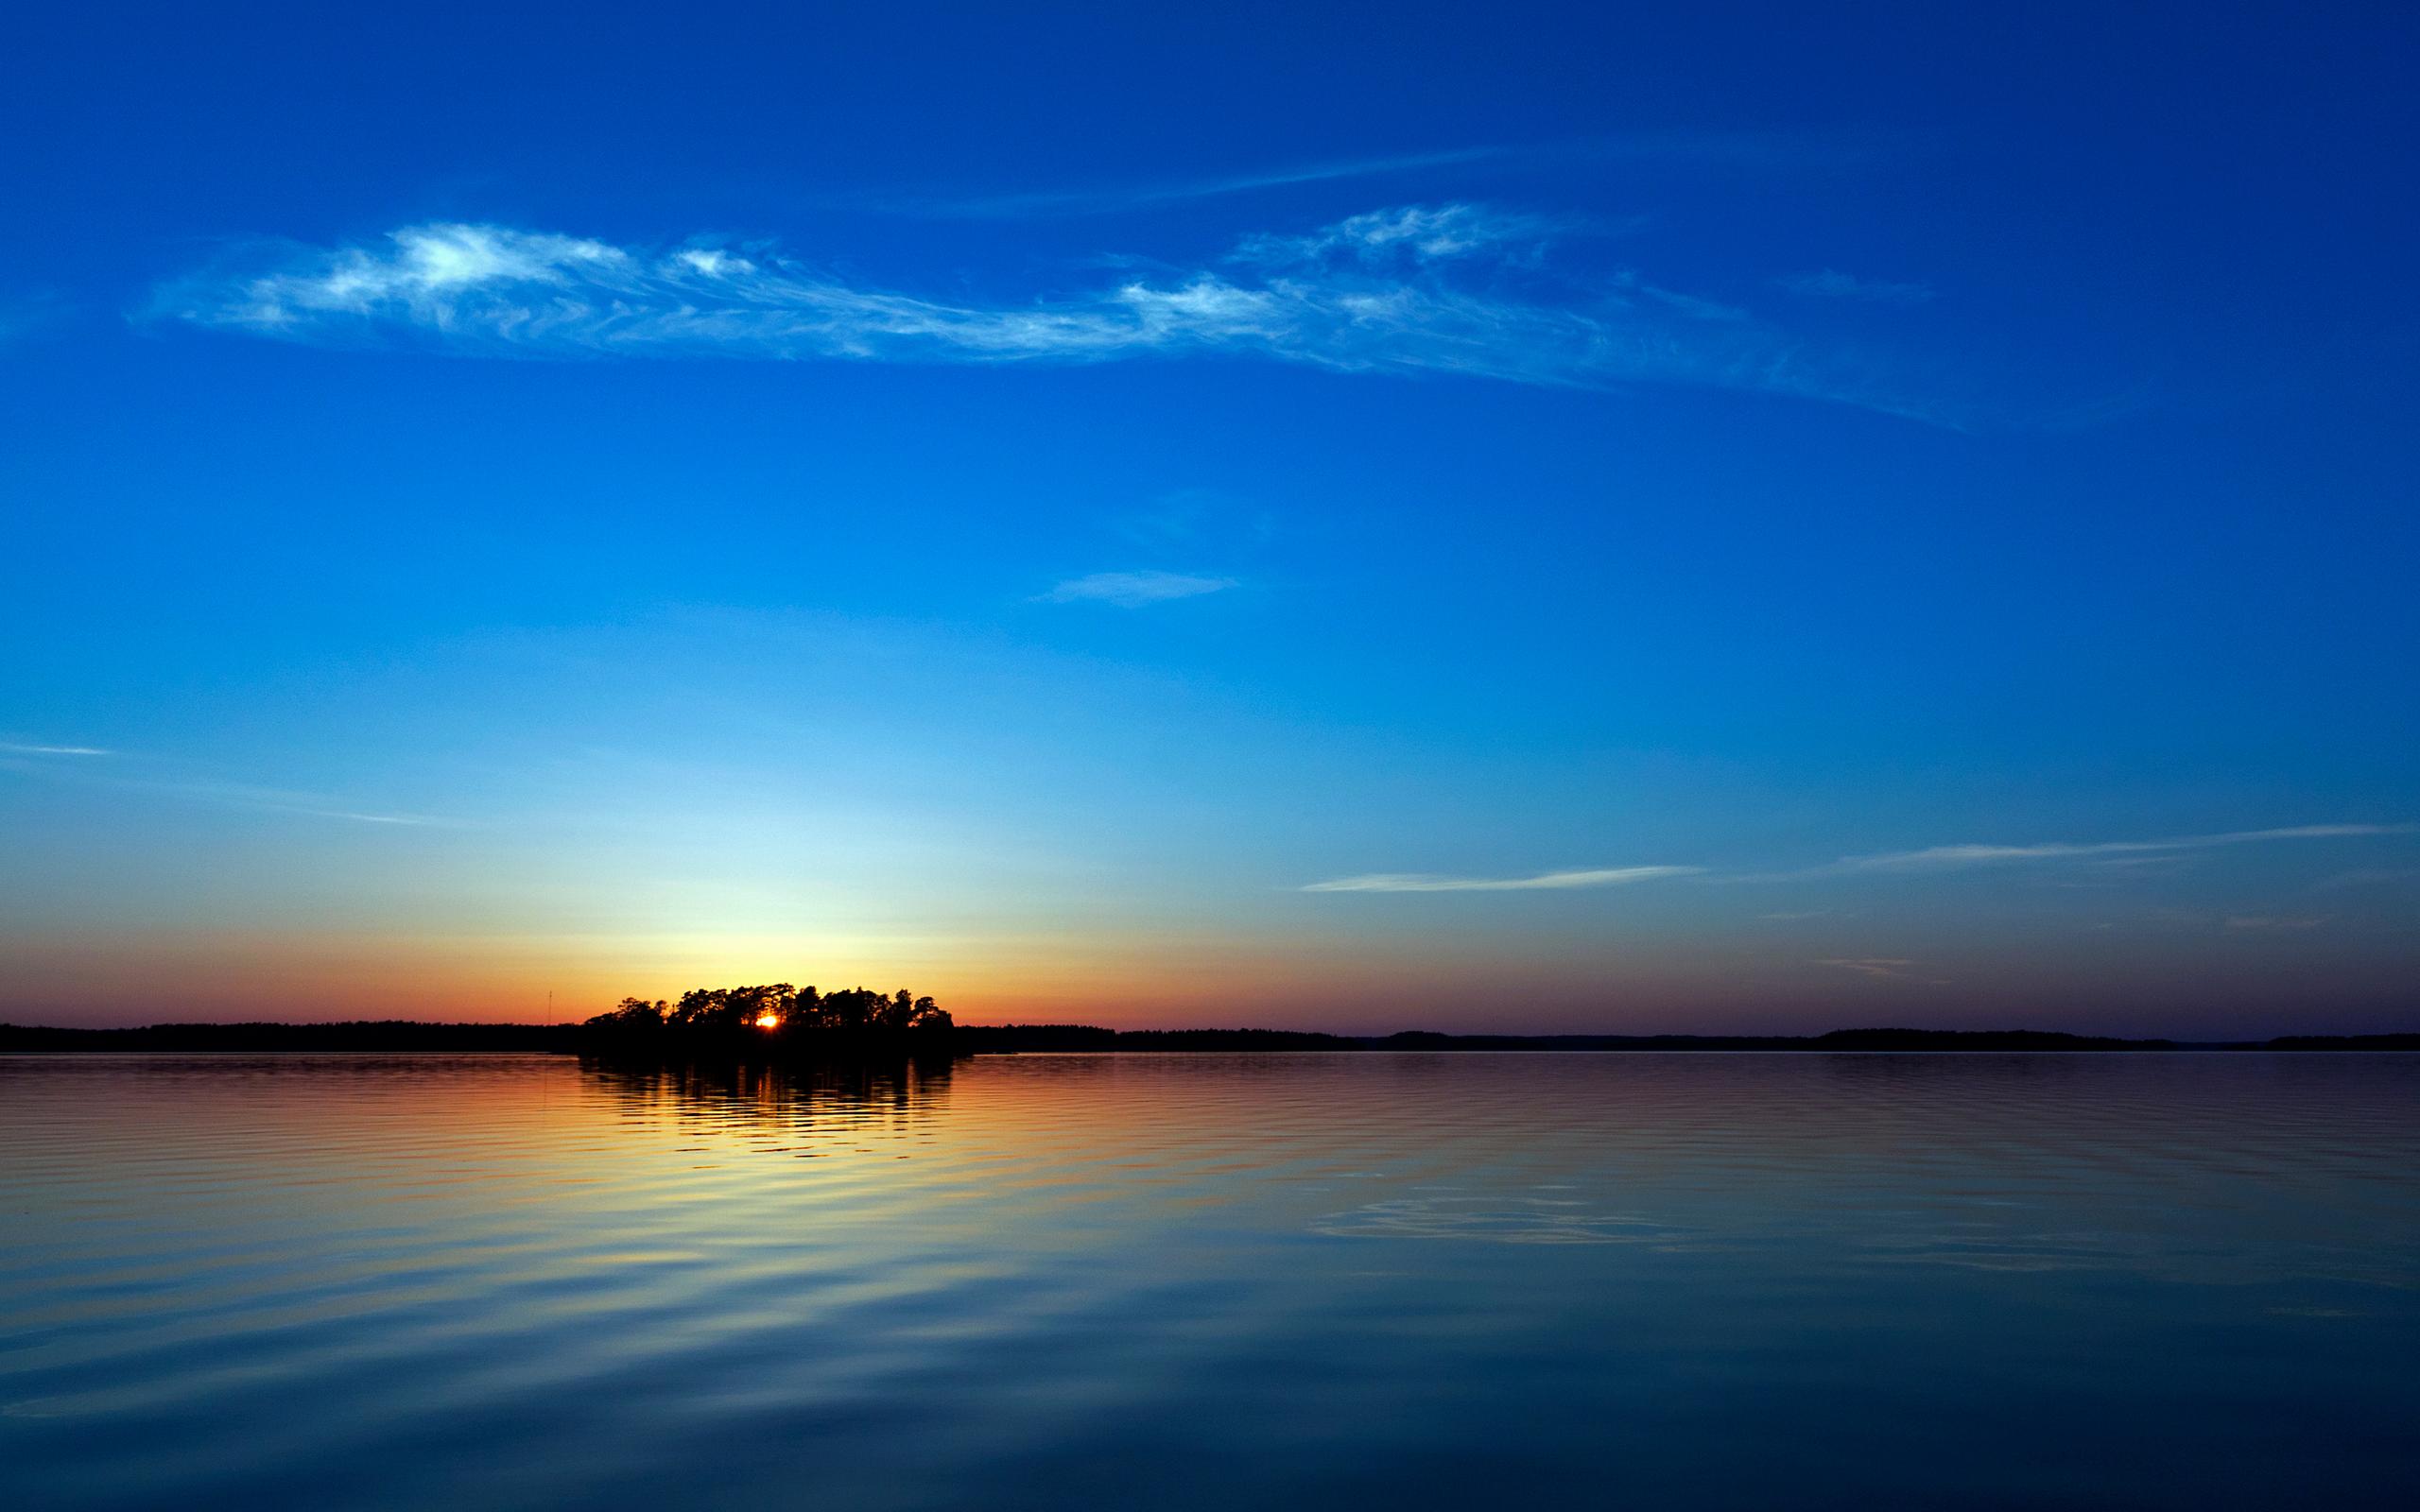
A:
[[4, 1052, 2416, 1509]]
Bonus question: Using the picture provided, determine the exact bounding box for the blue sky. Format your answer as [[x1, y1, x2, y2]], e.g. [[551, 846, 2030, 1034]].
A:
[[4, 2, 2416, 1033]]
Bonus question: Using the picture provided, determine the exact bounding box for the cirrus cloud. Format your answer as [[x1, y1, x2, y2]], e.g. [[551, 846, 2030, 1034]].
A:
[[147, 209, 1948, 421], [1313, 823, 2411, 899], [1809, 824, 2416, 877], [1037, 571, 1238, 608], [1302, 866, 1704, 893]]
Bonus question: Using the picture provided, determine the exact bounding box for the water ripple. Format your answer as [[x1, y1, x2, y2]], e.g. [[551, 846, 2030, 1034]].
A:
[[3, 1051, 2417, 1510]]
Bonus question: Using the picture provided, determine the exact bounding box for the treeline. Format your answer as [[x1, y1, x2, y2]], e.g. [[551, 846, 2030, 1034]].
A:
[[579, 983, 954, 1060], [951, 1025, 2411, 1054], [0, 1021, 580, 1052], [5, 1021, 2414, 1055]]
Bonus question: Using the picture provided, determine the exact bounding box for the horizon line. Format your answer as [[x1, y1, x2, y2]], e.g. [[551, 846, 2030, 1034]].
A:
[[7, 1018, 2413, 1049]]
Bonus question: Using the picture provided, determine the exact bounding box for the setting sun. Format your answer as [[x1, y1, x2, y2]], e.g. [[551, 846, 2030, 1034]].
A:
[[753, 1011, 781, 1030]]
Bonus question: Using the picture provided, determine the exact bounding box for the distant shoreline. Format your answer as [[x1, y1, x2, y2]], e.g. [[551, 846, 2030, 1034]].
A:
[[2, 1022, 2415, 1054]]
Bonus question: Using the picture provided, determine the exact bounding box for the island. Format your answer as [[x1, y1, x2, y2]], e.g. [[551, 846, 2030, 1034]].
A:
[[578, 983, 957, 1062]]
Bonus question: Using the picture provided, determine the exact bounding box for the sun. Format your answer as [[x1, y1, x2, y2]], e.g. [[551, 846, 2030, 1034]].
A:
[[753, 1011, 781, 1030]]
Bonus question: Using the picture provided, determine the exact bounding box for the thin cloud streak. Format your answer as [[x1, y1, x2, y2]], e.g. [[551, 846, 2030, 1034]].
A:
[[1316, 823, 2410, 898], [149, 211, 1947, 421], [134, 782, 443, 827], [898, 147, 1510, 218], [0, 748, 441, 827], [126, 772, 448, 827], [1815, 956, 1913, 978], [1815, 957, 1950, 985], [1813, 824, 2417, 876], [1303, 866, 1703, 893], [1037, 571, 1237, 608], [887, 130, 1883, 219]]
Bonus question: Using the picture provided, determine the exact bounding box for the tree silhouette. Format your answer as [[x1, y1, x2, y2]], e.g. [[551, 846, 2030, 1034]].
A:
[[582, 979, 952, 1061]]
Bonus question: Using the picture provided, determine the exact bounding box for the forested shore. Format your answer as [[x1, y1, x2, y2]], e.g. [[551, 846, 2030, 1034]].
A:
[[7, 1021, 2416, 1053]]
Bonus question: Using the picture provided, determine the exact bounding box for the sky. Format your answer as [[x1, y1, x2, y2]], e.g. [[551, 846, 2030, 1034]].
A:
[[3, 2, 2416, 1035]]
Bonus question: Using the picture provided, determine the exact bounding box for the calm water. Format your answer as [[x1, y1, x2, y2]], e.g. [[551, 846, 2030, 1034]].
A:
[[4, 1053, 2417, 1509]]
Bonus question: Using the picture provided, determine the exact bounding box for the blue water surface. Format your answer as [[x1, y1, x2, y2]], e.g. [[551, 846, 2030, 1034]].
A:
[[3, 1052, 2416, 1509]]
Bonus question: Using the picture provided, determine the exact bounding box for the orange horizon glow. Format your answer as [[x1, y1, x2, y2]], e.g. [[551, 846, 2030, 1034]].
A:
[[5, 918, 2415, 1040]]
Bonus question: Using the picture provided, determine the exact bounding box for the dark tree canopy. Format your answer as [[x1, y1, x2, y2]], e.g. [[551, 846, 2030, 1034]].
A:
[[580, 982, 953, 1061]]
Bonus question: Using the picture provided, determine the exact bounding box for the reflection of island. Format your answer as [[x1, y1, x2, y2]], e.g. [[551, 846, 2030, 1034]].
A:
[[581, 1050, 951, 1122], [580, 983, 956, 1062]]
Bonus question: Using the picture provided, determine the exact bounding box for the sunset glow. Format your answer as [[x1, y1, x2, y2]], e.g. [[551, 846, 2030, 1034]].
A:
[[2, 6, 2414, 1040], [4, 9, 2417, 1511]]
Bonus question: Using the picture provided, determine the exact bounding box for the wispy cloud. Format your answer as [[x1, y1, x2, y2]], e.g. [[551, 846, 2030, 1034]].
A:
[[1229, 203, 1569, 268], [896, 147, 1510, 218], [2223, 915, 2330, 932], [1812, 824, 2415, 877], [0, 747, 440, 826], [1303, 866, 1703, 893], [1815, 957, 1949, 984], [1317, 823, 2410, 900], [135, 781, 441, 827], [148, 211, 1944, 421], [886, 131, 1884, 220], [1037, 571, 1237, 608], [1814, 956, 1916, 978], [1777, 268, 1936, 305]]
